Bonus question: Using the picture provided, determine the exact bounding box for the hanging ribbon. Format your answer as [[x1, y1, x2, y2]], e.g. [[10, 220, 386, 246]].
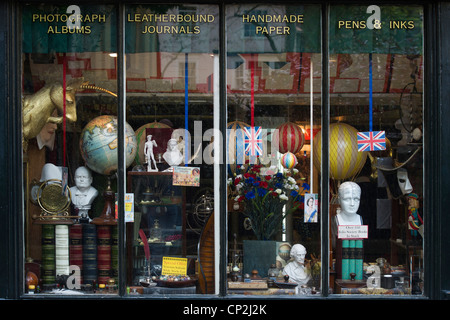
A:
[[185, 53, 189, 166], [369, 53, 373, 132], [250, 54, 255, 128], [63, 53, 67, 167]]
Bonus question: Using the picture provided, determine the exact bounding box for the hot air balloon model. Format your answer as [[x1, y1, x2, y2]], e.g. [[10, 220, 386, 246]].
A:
[[281, 151, 298, 169], [273, 122, 305, 154], [313, 123, 367, 195]]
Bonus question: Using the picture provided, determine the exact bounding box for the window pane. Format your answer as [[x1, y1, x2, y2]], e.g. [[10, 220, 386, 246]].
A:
[[22, 4, 119, 294], [124, 4, 219, 295], [226, 5, 323, 296], [328, 5, 424, 296]]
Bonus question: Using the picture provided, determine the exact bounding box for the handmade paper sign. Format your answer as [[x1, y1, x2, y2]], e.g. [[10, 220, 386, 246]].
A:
[[162, 256, 188, 276], [338, 225, 369, 239]]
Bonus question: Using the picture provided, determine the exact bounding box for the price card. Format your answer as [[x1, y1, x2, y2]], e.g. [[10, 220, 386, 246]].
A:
[[161, 256, 188, 276], [338, 225, 368, 239]]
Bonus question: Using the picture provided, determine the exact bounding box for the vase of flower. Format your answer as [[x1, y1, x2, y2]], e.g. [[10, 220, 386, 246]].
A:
[[229, 163, 309, 241]]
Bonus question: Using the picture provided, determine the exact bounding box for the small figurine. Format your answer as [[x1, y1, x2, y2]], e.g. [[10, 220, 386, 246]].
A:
[[407, 193, 422, 239], [144, 134, 158, 172]]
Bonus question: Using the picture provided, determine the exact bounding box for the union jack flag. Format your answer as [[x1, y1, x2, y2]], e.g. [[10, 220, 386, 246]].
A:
[[357, 131, 386, 152], [244, 126, 263, 156]]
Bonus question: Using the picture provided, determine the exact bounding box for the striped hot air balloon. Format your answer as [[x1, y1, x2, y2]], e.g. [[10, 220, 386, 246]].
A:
[[134, 121, 172, 165], [274, 122, 305, 154], [227, 121, 250, 176], [313, 123, 367, 181], [281, 151, 298, 169]]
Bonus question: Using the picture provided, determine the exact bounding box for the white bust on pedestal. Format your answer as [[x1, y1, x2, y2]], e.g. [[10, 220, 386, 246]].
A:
[[71, 166, 98, 222], [282, 244, 310, 288]]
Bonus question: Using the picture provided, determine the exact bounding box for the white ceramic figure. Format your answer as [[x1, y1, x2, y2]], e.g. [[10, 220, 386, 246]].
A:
[[144, 135, 158, 172], [336, 181, 363, 226], [163, 138, 184, 168], [282, 244, 310, 287], [71, 166, 98, 221]]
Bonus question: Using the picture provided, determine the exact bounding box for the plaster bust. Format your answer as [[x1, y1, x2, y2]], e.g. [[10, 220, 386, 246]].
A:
[[336, 181, 363, 226], [282, 244, 310, 287], [70, 166, 98, 219], [163, 138, 183, 167]]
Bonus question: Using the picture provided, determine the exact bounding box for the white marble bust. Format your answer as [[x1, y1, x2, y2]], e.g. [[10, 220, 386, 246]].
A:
[[70, 166, 98, 219], [336, 181, 363, 225], [163, 138, 183, 167], [282, 244, 310, 287]]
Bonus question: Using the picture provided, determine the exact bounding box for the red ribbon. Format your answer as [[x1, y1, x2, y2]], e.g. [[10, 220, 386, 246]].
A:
[[62, 54, 67, 167], [250, 55, 255, 128]]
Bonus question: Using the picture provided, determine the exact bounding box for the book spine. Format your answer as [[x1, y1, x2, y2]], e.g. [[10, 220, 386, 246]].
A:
[[97, 225, 111, 284], [82, 224, 97, 285], [349, 240, 356, 277], [341, 239, 349, 280], [41, 225, 55, 284], [355, 240, 364, 280], [111, 225, 119, 282], [55, 225, 70, 276], [69, 224, 83, 283]]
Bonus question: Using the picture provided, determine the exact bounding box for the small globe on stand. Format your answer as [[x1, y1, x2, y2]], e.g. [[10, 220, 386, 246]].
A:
[[80, 115, 137, 176], [79, 115, 137, 225]]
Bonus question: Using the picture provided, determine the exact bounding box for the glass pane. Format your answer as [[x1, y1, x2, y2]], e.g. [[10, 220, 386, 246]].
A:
[[328, 5, 424, 296], [22, 4, 119, 294], [226, 5, 322, 296], [124, 4, 219, 295]]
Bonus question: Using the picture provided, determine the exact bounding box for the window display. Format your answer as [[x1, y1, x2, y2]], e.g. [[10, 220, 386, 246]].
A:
[[124, 4, 220, 295], [328, 5, 424, 295], [226, 4, 323, 296], [20, 2, 424, 298]]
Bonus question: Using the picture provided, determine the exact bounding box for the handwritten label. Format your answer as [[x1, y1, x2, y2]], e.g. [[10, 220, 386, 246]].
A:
[[162, 256, 188, 276], [338, 225, 368, 239]]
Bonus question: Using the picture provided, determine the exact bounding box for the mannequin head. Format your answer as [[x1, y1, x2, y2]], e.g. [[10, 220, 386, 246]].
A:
[[338, 181, 361, 216]]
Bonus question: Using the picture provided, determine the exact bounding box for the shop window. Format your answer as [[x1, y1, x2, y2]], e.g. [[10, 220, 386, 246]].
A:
[[20, 2, 425, 299], [328, 5, 424, 295], [226, 4, 323, 296], [124, 4, 219, 295], [22, 4, 120, 294]]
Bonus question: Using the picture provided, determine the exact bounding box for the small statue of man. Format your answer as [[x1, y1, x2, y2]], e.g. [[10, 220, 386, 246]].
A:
[[144, 135, 158, 172]]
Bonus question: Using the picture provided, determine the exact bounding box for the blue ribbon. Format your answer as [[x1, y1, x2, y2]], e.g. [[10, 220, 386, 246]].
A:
[[369, 53, 373, 132]]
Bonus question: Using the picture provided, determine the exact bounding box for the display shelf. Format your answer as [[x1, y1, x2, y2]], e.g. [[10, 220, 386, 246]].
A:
[[126, 171, 187, 285]]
